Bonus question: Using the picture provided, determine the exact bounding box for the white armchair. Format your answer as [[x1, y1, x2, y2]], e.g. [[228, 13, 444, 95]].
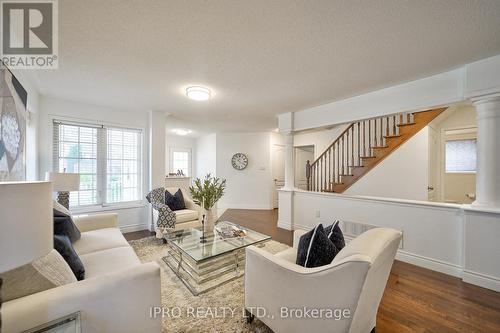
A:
[[245, 227, 402, 333]]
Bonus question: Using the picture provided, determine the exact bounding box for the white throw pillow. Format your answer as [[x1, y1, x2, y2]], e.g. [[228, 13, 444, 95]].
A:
[[0, 249, 77, 302]]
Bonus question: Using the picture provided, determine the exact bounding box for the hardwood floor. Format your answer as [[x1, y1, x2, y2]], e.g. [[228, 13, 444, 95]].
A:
[[124, 209, 500, 332]]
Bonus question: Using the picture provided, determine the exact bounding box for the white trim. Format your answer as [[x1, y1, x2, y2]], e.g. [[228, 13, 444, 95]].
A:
[[462, 270, 500, 292], [71, 202, 146, 214], [119, 223, 150, 233], [277, 220, 292, 230], [291, 188, 462, 212], [395, 250, 463, 278]]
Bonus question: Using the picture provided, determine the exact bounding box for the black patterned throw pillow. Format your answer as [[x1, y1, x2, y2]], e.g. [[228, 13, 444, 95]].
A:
[[165, 189, 186, 211], [296, 224, 339, 268], [324, 220, 346, 251]]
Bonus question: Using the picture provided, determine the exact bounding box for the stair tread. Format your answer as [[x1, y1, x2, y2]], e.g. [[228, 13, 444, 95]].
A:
[[372, 145, 388, 149], [397, 122, 416, 127], [384, 134, 402, 138], [348, 165, 364, 168], [360, 155, 376, 159]]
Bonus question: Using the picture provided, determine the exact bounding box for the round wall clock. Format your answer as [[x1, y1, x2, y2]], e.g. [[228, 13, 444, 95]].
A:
[[231, 153, 248, 170]]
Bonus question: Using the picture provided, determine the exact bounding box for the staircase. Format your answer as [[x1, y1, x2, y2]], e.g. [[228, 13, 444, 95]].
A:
[[306, 107, 447, 193]]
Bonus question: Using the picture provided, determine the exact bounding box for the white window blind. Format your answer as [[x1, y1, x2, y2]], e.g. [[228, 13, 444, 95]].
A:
[[53, 120, 142, 208], [445, 139, 477, 173]]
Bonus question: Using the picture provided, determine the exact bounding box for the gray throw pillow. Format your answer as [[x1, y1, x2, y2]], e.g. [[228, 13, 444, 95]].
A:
[[53, 201, 81, 242]]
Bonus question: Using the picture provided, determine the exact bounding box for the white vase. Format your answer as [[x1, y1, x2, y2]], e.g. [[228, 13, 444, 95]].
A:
[[203, 208, 217, 234]]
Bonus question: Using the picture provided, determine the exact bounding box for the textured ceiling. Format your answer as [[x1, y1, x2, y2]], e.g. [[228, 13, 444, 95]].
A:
[[33, 0, 500, 132]]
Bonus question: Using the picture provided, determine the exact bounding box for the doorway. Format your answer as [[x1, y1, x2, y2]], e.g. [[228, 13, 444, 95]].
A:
[[441, 128, 477, 204], [294, 145, 314, 190]]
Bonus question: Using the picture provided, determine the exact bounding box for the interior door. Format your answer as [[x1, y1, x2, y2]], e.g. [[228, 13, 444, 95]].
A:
[[428, 127, 438, 201], [271, 144, 285, 208]]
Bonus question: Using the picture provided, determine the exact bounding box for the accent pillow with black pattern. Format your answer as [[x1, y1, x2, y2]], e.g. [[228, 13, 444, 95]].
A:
[[296, 224, 339, 268], [324, 220, 345, 251], [165, 189, 186, 211], [53, 200, 81, 242]]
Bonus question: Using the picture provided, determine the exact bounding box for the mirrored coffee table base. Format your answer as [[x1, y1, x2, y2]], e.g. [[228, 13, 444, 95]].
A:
[[162, 222, 271, 295]]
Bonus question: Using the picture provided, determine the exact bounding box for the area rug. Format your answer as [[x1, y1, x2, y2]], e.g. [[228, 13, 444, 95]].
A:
[[129, 237, 289, 332]]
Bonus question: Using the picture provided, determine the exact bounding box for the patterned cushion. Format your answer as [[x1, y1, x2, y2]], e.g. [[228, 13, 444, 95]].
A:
[[146, 187, 165, 206], [156, 203, 176, 229]]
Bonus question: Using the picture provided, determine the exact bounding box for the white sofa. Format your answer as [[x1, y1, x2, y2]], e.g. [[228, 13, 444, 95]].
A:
[[2, 213, 161, 333], [245, 227, 402, 333]]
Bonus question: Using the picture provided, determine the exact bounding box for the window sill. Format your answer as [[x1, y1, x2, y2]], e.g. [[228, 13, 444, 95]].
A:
[[70, 202, 146, 215]]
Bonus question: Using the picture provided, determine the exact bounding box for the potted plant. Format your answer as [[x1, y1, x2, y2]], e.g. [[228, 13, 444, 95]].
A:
[[189, 174, 226, 233]]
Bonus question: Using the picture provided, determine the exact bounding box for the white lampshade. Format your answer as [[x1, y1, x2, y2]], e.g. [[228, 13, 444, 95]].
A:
[[0, 182, 53, 273], [45, 172, 80, 191]]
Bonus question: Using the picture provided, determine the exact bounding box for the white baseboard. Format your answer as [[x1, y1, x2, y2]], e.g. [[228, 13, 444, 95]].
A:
[[462, 270, 500, 292], [277, 220, 292, 230], [343, 234, 463, 278], [395, 250, 463, 278], [120, 223, 149, 233]]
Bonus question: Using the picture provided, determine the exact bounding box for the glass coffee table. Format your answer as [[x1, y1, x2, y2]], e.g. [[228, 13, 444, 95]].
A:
[[162, 221, 271, 295]]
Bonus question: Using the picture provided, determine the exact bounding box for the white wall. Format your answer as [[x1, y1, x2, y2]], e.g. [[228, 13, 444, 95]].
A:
[[289, 190, 463, 276], [195, 133, 217, 178], [165, 134, 196, 177], [429, 105, 477, 202], [216, 132, 274, 211], [294, 125, 348, 159], [38, 96, 150, 232], [283, 189, 500, 292], [282, 54, 500, 132], [345, 127, 429, 200]]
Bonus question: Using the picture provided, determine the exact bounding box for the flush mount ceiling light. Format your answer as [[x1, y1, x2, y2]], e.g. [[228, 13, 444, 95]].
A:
[[186, 86, 211, 101], [172, 129, 192, 136]]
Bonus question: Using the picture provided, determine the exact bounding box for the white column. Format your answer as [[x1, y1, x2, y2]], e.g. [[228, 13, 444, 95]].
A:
[[283, 131, 295, 190], [472, 95, 500, 208], [148, 110, 167, 231]]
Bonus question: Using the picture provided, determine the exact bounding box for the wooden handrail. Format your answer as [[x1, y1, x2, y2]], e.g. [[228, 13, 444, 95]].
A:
[[306, 108, 446, 193], [311, 123, 354, 165]]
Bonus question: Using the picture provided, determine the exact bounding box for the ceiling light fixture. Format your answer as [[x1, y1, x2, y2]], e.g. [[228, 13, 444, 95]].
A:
[[186, 86, 211, 101], [172, 129, 192, 136]]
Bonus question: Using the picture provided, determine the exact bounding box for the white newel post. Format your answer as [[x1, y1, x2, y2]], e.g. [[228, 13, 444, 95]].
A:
[[284, 131, 295, 190], [472, 95, 500, 208]]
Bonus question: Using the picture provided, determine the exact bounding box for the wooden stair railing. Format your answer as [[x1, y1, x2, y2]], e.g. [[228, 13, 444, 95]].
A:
[[306, 107, 447, 193]]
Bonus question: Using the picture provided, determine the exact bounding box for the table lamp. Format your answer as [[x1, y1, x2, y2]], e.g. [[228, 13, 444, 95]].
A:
[[0, 181, 53, 275], [45, 172, 80, 209]]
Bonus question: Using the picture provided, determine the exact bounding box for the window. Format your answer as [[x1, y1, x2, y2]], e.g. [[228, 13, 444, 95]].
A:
[[445, 139, 476, 173], [169, 148, 191, 176], [53, 120, 142, 208]]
